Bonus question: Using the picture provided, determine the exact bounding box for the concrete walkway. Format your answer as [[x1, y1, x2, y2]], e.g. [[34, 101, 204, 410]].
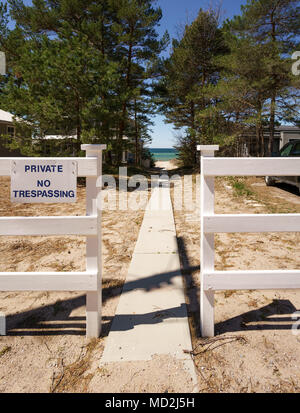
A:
[[100, 175, 198, 390]]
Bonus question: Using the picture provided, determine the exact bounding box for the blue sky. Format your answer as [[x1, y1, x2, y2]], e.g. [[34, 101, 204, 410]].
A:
[[151, 0, 248, 148]]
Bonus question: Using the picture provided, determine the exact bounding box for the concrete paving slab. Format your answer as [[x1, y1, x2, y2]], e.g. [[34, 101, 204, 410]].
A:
[[100, 180, 198, 390], [134, 233, 178, 254], [134, 190, 177, 253], [146, 187, 173, 212], [125, 253, 182, 284], [101, 253, 192, 362], [139, 215, 175, 230]]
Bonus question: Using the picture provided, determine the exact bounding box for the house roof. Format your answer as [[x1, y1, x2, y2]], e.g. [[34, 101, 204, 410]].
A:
[[0, 109, 14, 123], [277, 126, 300, 132]]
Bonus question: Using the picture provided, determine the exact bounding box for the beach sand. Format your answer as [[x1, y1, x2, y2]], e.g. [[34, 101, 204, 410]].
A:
[[155, 160, 177, 170]]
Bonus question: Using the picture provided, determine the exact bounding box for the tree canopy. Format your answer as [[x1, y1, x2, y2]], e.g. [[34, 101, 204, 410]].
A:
[[0, 0, 168, 162], [0, 0, 299, 166], [159, 0, 300, 166]]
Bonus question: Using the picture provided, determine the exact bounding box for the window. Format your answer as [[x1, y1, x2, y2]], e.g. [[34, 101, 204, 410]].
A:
[[291, 142, 300, 156], [7, 126, 15, 138], [280, 144, 293, 157]]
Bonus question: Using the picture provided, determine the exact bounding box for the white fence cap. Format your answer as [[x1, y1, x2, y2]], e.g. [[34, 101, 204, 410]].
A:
[[197, 145, 219, 152], [81, 144, 107, 152]]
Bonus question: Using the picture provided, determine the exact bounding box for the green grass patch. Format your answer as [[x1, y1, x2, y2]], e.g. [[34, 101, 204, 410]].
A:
[[227, 177, 255, 198]]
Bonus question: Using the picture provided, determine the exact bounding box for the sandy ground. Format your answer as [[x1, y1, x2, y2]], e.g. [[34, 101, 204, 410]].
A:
[[0, 176, 147, 393], [172, 172, 300, 393], [88, 356, 196, 393], [0, 168, 197, 394], [1, 160, 300, 393]]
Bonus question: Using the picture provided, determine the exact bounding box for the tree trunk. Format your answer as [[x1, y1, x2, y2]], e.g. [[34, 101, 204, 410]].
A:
[[190, 101, 197, 166], [269, 95, 276, 156], [76, 101, 82, 156], [268, 13, 277, 157], [255, 124, 260, 157], [117, 102, 127, 164], [260, 127, 265, 157], [118, 26, 134, 165], [134, 99, 139, 166]]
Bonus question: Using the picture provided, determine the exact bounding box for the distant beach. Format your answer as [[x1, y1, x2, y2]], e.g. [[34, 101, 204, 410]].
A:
[[149, 148, 178, 161]]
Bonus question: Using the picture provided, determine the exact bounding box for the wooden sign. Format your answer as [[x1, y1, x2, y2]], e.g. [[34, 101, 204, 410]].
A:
[[11, 160, 77, 203]]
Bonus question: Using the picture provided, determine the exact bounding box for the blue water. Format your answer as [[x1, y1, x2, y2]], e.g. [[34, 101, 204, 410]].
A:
[[149, 148, 178, 161]]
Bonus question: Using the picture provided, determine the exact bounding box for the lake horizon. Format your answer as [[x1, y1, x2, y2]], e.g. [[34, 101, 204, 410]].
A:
[[148, 148, 178, 161]]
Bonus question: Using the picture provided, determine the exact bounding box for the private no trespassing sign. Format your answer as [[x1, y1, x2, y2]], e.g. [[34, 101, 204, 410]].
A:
[[11, 160, 77, 203]]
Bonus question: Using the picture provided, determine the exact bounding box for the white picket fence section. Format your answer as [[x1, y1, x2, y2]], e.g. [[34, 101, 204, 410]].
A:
[[0, 144, 106, 338], [198, 145, 300, 338]]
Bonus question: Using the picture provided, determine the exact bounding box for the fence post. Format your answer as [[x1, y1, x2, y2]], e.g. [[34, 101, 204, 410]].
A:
[[198, 145, 219, 337], [82, 144, 106, 338], [0, 312, 5, 336]]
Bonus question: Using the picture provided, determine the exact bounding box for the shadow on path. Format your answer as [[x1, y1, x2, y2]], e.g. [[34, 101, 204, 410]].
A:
[[104, 304, 187, 332], [5, 243, 298, 337], [176, 236, 201, 338], [5, 264, 199, 336]]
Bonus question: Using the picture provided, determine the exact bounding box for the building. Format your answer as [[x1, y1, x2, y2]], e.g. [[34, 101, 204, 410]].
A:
[[0, 109, 146, 163], [278, 126, 300, 149], [239, 125, 300, 157], [0, 109, 16, 138], [0, 109, 21, 157]]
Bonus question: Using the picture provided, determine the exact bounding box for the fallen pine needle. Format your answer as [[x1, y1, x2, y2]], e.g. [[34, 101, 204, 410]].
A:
[[183, 335, 247, 356]]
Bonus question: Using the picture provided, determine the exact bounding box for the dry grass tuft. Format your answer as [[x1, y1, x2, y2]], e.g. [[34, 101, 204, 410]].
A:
[[0, 346, 12, 358], [50, 339, 102, 393]]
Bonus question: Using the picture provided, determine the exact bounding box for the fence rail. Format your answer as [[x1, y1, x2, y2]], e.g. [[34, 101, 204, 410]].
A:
[[0, 271, 98, 291], [198, 145, 300, 338], [203, 270, 300, 291], [0, 144, 106, 338], [0, 157, 98, 177], [202, 157, 300, 176], [203, 214, 300, 233], [0, 216, 97, 236]]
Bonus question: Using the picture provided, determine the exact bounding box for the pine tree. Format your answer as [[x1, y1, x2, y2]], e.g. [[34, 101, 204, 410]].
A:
[[0, 0, 166, 160], [108, 0, 167, 163], [213, 27, 274, 156], [231, 0, 300, 155], [158, 8, 227, 166]]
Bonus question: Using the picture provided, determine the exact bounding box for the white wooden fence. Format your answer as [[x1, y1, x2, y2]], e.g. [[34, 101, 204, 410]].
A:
[[0, 144, 106, 338], [198, 145, 300, 337]]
